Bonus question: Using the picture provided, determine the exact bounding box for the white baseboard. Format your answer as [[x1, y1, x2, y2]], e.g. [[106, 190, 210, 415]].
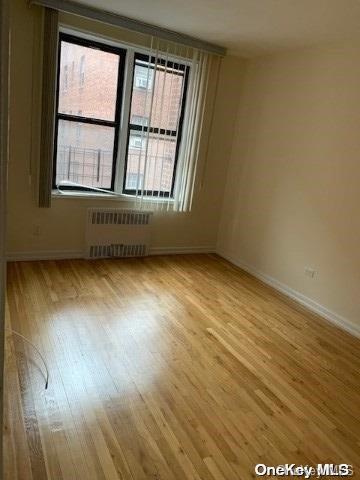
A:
[[6, 250, 84, 261], [149, 246, 215, 255], [6, 246, 215, 262], [217, 250, 360, 339]]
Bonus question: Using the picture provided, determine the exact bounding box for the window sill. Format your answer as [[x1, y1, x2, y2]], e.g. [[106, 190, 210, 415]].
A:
[[51, 190, 174, 203]]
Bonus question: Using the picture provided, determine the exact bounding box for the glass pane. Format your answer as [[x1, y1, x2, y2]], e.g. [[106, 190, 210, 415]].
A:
[[130, 59, 185, 131], [55, 120, 115, 189], [58, 40, 120, 121], [125, 130, 176, 193]]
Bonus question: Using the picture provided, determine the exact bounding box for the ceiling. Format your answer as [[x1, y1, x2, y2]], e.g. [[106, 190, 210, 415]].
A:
[[75, 0, 360, 57]]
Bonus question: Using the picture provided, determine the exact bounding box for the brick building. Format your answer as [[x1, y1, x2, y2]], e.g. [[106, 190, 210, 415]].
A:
[[56, 40, 185, 194]]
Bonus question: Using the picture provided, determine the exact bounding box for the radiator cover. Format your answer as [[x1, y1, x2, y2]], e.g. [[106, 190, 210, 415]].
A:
[[85, 208, 152, 259]]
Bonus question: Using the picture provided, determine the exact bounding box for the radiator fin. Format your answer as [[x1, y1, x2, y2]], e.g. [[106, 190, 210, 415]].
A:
[[91, 211, 150, 225], [89, 244, 147, 259]]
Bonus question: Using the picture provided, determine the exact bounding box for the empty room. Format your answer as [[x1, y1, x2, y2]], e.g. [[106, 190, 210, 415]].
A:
[[1, 0, 360, 478]]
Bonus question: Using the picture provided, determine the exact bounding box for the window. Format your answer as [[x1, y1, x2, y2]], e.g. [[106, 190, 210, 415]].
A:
[[129, 134, 145, 149], [75, 111, 82, 144], [126, 172, 144, 190], [53, 33, 126, 190], [79, 55, 85, 87], [134, 66, 153, 90], [53, 33, 189, 197], [123, 54, 189, 196], [63, 65, 68, 92], [131, 114, 149, 127]]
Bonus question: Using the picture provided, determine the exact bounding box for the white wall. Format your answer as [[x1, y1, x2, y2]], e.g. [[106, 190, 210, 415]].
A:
[[218, 42, 360, 334], [6, 0, 245, 258]]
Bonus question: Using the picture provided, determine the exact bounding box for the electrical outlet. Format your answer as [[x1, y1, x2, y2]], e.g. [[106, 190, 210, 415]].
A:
[[33, 225, 41, 236], [304, 267, 316, 278]]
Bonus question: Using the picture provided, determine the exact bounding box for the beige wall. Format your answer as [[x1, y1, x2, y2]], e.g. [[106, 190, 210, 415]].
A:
[[218, 43, 360, 331], [6, 0, 244, 256], [1, 0, 10, 470]]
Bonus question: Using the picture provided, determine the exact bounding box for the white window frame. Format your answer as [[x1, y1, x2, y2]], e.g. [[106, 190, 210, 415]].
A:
[[54, 25, 191, 200]]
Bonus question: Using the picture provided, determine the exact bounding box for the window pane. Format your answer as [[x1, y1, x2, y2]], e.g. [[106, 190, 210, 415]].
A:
[[55, 120, 115, 188], [58, 41, 120, 121], [125, 130, 176, 193], [130, 60, 185, 131], [130, 114, 149, 127]]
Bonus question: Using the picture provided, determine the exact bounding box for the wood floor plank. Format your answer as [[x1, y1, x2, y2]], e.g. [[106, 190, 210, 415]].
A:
[[4, 254, 360, 479]]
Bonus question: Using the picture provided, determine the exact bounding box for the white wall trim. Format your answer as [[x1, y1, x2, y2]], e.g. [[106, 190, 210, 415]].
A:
[[6, 250, 84, 261], [6, 246, 215, 262], [149, 246, 215, 255], [217, 250, 360, 339]]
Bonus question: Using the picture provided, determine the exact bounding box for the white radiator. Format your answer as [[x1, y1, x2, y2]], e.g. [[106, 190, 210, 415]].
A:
[[85, 208, 152, 259]]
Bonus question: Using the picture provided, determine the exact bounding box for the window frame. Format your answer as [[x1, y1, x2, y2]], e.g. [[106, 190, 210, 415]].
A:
[[123, 52, 190, 198], [52, 29, 191, 199], [52, 32, 126, 191]]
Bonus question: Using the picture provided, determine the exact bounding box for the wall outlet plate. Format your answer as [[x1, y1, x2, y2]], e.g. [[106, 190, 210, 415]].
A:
[[304, 267, 316, 278]]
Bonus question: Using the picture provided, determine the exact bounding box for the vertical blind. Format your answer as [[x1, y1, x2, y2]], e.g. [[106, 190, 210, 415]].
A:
[[131, 40, 211, 212], [38, 8, 58, 208]]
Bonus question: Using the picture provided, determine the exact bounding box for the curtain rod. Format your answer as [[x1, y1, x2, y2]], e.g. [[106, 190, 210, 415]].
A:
[[29, 0, 227, 56]]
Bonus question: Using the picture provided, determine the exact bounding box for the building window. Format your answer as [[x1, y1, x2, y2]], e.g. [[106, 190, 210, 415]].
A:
[[134, 66, 153, 90], [63, 65, 68, 92], [75, 110, 82, 144], [131, 114, 149, 127], [129, 134, 144, 149], [53, 33, 189, 197], [79, 55, 85, 87], [53, 33, 125, 190], [126, 172, 144, 190]]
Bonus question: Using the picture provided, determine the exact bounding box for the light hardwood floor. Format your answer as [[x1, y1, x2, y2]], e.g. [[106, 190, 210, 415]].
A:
[[4, 254, 360, 479]]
